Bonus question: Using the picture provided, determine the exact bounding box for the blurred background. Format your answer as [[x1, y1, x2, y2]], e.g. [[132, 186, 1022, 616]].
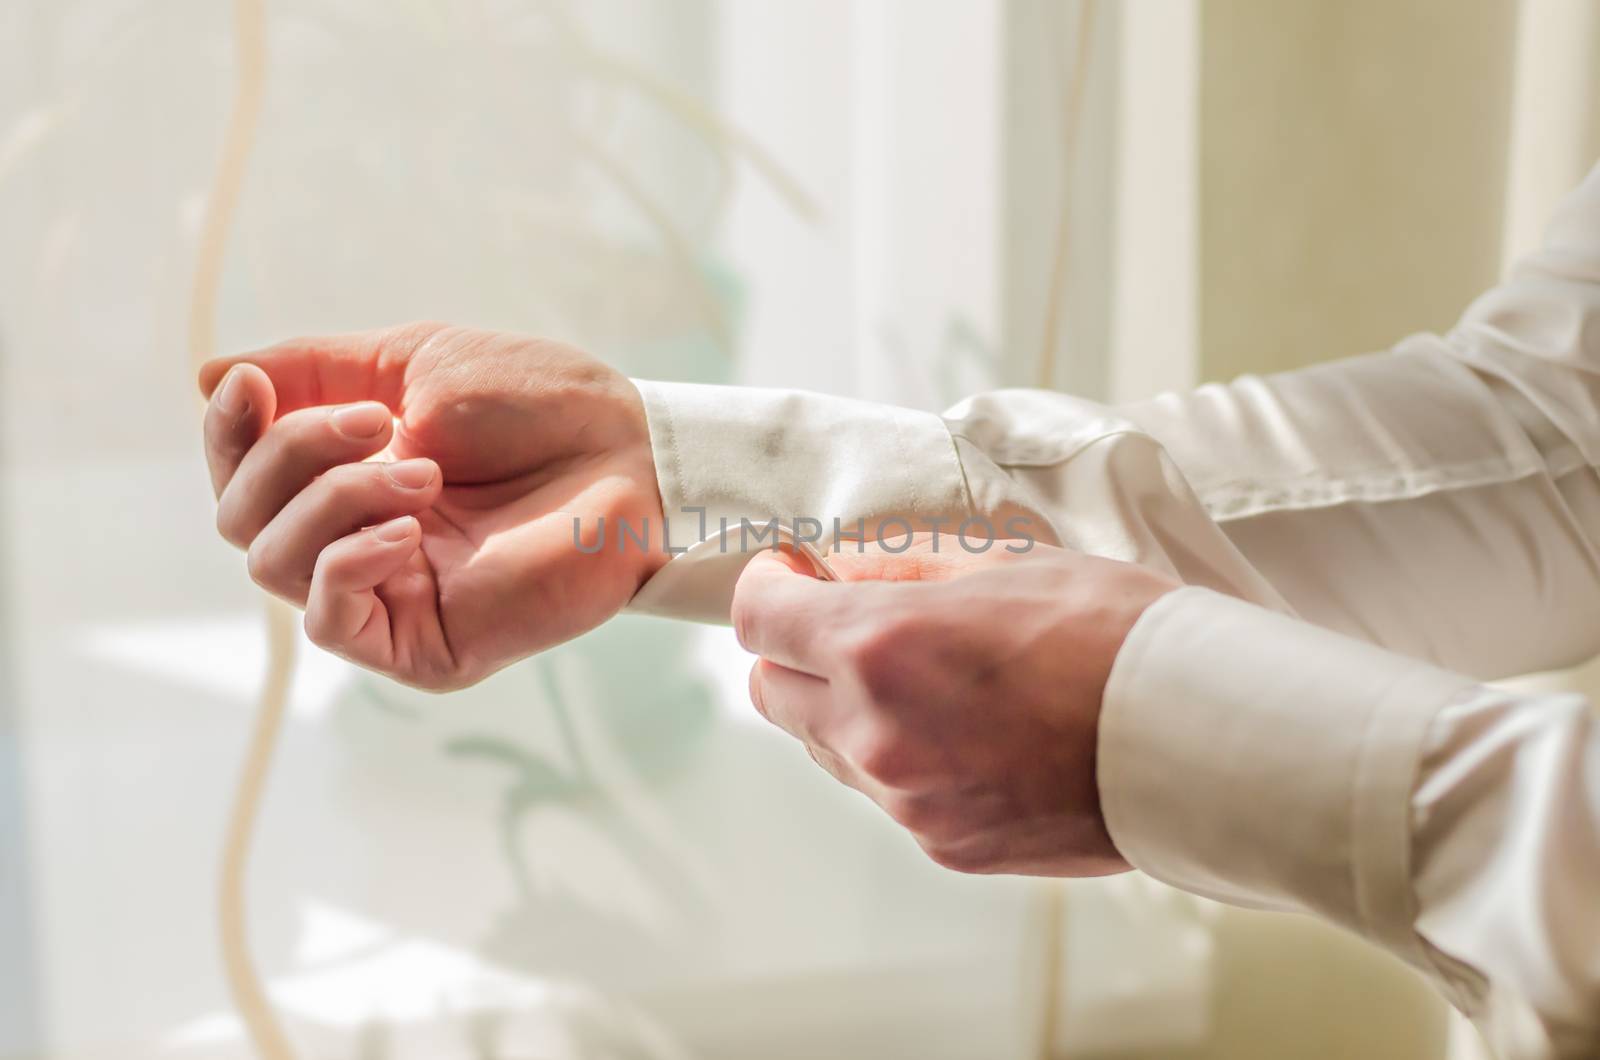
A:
[[1, 1, 1597, 1057]]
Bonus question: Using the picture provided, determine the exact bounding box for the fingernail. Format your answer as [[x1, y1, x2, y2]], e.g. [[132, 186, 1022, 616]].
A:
[[330, 403, 390, 439], [373, 515, 417, 542], [215, 367, 248, 417], [384, 459, 436, 489]]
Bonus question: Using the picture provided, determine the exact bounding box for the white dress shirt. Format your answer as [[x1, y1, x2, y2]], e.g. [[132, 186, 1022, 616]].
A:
[[625, 161, 1600, 1058]]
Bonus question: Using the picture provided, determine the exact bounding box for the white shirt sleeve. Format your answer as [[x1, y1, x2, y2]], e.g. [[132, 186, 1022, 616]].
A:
[[1100, 588, 1600, 1057], [624, 161, 1600, 1055], [1094, 162, 1600, 1055]]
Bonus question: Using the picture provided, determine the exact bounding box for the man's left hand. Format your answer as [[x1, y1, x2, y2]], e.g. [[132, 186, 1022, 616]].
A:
[[730, 539, 1178, 877]]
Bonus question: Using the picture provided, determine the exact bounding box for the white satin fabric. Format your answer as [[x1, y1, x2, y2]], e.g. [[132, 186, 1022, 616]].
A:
[[626, 162, 1600, 1057]]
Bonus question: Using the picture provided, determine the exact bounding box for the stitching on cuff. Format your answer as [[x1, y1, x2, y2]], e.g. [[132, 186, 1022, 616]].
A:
[[889, 413, 924, 513], [943, 430, 980, 521], [896, 410, 978, 521], [653, 386, 688, 520]]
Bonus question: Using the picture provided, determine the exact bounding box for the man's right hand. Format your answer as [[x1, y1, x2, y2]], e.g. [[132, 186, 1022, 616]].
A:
[[200, 322, 667, 691]]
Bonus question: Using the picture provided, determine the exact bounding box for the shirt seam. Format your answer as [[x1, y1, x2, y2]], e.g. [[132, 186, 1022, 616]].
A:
[[1196, 460, 1549, 522], [954, 428, 1557, 524]]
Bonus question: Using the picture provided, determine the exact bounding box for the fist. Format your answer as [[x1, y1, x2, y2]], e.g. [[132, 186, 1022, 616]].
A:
[[731, 539, 1178, 876], [201, 322, 665, 690]]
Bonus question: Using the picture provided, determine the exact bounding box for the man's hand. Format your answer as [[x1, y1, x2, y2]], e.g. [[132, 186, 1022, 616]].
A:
[[730, 540, 1178, 876], [201, 322, 665, 691]]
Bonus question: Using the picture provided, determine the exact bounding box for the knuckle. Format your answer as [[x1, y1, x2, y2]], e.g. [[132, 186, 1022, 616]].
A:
[[919, 840, 995, 875], [403, 670, 472, 695], [746, 662, 769, 719], [302, 609, 336, 651], [215, 500, 249, 549], [261, 408, 326, 463], [276, 403, 323, 433], [881, 792, 941, 836], [843, 622, 915, 704], [244, 542, 274, 590], [849, 724, 920, 787], [320, 462, 378, 505]]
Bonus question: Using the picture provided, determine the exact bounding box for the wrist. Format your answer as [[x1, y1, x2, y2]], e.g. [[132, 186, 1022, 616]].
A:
[[616, 379, 670, 585]]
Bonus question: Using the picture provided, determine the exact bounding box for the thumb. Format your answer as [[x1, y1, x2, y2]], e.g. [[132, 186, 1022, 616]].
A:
[[731, 548, 847, 673]]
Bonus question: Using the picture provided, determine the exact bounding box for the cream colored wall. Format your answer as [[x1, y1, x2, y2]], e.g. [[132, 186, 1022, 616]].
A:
[[1037, 2, 1600, 1056], [1199, 0, 1517, 382], [1107, 913, 1451, 1060], [1140, 3, 1522, 1058]]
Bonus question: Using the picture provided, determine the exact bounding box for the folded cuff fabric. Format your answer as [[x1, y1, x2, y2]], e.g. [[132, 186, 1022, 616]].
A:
[[1098, 585, 1476, 960], [625, 379, 974, 622]]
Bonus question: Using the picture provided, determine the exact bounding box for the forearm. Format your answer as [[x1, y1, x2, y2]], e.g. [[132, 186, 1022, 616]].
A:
[[1114, 160, 1600, 676], [629, 163, 1600, 681], [625, 377, 1295, 622], [1115, 343, 1600, 678], [624, 380, 986, 621]]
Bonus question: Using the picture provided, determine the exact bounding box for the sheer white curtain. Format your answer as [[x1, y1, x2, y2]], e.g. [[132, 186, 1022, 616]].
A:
[[0, 3, 1050, 1058]]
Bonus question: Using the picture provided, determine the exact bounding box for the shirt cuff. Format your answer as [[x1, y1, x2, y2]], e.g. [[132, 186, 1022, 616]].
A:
[[625, 379, 975, 623], [1098, 586, 1477, 957]]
